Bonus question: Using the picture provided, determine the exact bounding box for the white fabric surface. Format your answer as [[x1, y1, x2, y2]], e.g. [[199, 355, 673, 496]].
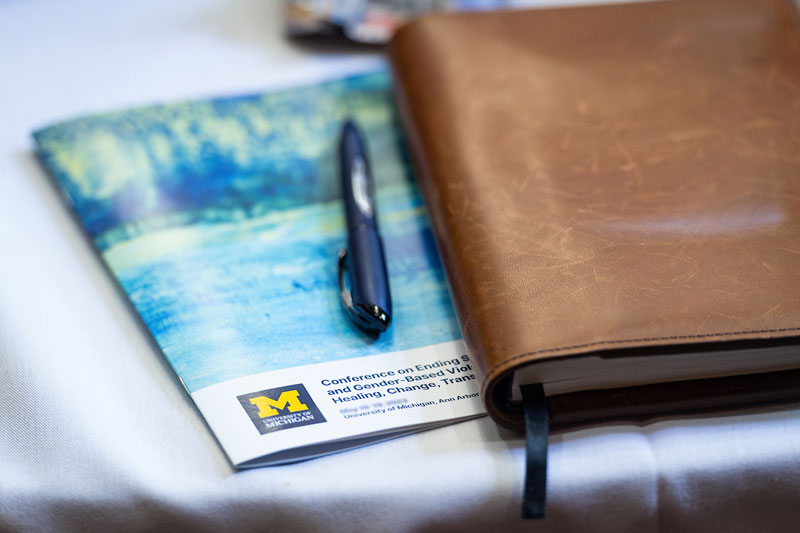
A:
[[2, 0, 800, 531]]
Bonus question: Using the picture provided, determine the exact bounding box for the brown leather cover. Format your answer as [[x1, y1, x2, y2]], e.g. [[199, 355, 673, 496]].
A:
[[389, 0, 800, 429]]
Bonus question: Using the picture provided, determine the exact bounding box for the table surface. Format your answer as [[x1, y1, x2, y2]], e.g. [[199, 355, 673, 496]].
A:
[[2, 0, 800, 531]]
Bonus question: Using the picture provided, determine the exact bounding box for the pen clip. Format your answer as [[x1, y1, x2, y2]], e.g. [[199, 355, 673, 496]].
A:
[[337, 247, 354, 313]]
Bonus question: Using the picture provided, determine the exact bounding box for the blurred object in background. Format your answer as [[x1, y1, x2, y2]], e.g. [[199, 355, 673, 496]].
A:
[[285, 0, 530, 44]]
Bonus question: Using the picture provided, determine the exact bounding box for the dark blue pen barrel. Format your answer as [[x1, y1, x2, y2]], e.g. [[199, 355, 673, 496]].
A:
[[347, 224, 392, 318], [340, 120, 375, 231], [339, 119, 392, 331]]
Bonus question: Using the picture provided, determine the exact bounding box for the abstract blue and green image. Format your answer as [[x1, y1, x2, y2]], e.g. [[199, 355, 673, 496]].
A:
[[34, 70, 461, 392]]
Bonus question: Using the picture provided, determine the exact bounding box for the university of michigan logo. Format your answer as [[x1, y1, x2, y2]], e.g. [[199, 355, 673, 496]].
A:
[[237, 384, 326, 434]]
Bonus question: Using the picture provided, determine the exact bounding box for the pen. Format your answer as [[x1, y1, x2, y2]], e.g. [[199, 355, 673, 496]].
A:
[[337, 119, 392, 333]]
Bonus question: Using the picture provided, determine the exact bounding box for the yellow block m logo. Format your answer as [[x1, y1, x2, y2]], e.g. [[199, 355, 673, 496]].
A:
[[249, 390, 308, 418]]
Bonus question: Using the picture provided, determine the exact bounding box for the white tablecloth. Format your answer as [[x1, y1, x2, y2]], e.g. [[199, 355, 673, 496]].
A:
[[2, 0, 800, 530]]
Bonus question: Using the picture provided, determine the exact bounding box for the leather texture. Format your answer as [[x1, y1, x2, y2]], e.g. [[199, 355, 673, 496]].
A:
[[390, 0, 800, 429]]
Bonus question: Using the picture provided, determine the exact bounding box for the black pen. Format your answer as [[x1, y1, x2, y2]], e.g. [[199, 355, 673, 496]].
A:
[[337, 119, 392, 333]]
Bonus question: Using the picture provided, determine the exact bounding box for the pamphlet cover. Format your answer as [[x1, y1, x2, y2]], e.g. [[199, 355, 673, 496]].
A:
[[33, 69, 484, 466]]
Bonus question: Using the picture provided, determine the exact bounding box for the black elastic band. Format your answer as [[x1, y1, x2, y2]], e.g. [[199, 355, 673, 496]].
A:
[[521, 383, 548, 519]]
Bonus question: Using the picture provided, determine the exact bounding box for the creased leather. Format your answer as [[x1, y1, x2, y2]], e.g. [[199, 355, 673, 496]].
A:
[[390, 0, 800, 429]]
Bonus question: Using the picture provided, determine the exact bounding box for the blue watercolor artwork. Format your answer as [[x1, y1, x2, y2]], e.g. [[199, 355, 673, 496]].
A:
[[34, 70, 461, 392]]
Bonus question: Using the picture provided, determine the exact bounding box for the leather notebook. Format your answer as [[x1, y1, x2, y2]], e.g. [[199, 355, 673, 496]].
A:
[[389, 0, 800, 432]]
